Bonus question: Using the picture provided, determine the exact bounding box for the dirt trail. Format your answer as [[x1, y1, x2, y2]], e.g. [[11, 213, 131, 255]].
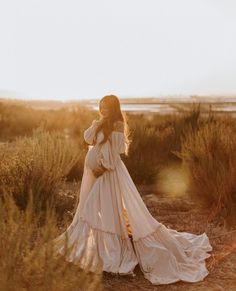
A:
[[102, 193, 236, 291]]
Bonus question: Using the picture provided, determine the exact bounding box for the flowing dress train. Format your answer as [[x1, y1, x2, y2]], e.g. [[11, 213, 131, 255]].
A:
[[52, 120, 213, 285]]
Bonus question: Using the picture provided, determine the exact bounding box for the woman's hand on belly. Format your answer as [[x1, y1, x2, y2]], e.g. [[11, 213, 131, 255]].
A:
[[92, 166, 107, 178]]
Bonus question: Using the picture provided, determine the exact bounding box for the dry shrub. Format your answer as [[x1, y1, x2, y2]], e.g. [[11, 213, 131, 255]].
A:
[[174, 115, 236, 221], [0, 102, 41, 140], [123, 104, 201, 184], [0, 101, 97, 141], [0, 127, 81, 212], [0, 191, 103, 291], [124, 120, 176, 184], [0, 100, 205, 185]]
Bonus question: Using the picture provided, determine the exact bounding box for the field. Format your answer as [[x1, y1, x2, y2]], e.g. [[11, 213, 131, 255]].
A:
[[0, 98, 236, 290]]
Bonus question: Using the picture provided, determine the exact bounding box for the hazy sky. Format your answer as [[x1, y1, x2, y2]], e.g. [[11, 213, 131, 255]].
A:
[[0, 0, 236, 100]]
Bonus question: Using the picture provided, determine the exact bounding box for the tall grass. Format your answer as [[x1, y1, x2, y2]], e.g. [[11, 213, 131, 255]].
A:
[[1, 101, 236, 221], [0, 101, 97, 141], [0, 127, 80, 212], [173, 112, 236, 221], [0, 191, 103, 291], [123, 116, 177, 183], [0, 100, 203, 184], [123, 104, 201, 184]]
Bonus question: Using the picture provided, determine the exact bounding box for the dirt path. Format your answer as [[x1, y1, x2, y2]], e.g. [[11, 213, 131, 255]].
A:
[[102, 194, 236, 291]]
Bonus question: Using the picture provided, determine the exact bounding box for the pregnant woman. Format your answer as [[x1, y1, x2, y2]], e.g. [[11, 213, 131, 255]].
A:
[[52, 94, 213, 285]]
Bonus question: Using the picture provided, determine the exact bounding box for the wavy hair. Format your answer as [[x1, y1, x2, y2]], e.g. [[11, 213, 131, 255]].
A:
[[94, 95, 131, 155]]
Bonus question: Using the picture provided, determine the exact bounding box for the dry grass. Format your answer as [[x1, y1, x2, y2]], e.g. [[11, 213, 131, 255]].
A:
[[0, 100, 236, 290], [1, 101, 236, 221], [0, 127, 80, 212], [0, 191, 103, 291], [173, 115, 236, 223]]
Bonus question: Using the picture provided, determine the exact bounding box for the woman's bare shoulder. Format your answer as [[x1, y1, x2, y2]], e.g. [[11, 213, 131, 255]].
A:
[[113, 120, 124, 132]]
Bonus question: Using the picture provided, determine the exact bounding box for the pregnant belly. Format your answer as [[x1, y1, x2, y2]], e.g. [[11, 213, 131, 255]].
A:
[[85, 145, 102, 170]]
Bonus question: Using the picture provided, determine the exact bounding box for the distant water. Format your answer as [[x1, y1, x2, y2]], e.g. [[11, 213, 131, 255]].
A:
[[90, 103, 176, 114], [88, 103, 236, 115]]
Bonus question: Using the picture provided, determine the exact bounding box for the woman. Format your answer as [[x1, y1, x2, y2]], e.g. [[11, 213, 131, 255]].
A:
[[52, 95, 213, 285]]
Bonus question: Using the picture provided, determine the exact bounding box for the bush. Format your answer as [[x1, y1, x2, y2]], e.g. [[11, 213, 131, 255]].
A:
[[123, 116, 176, 184], [123, 104, 202, 184], [0, 127, 81, 212], [173, 115, 236, 220], [0, 191, 103, 291]]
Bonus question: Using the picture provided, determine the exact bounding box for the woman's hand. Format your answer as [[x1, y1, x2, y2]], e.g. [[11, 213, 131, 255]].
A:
[[92, 166, 107, 178], [94, 118, 104, 125]]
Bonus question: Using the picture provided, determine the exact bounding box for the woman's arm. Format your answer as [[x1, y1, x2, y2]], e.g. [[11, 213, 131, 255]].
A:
[[83, 119, 103, 144]]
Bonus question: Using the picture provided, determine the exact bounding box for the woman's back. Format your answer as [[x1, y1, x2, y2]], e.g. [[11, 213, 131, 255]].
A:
[[84, 120, 125, 172]]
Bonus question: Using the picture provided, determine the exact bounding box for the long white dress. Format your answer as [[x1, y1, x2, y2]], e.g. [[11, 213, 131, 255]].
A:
[[52, 120, 213, 285]]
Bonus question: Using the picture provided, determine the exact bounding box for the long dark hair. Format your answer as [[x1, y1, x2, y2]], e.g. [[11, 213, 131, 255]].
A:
[[94, 95, 131, 155]]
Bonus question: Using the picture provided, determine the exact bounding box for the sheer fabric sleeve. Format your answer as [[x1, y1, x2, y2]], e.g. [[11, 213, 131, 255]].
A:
[[96, 131, 126, 171], [83, 120, 100, 145]]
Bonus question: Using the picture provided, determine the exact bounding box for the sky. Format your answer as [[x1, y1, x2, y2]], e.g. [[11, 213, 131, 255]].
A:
[[0, 0, 236, 100]]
